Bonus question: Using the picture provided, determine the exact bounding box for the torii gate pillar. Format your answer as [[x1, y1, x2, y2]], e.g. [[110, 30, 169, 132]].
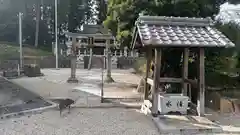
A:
[[67, 37, 79, 83]]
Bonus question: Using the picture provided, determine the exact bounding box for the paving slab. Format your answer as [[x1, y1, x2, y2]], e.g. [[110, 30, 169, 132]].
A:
[[0, 77, 55, 119], [152, 115, 223, 134]]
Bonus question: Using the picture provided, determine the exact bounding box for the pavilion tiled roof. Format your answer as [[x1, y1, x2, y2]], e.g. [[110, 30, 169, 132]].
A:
[[132, 16, 235, 48]]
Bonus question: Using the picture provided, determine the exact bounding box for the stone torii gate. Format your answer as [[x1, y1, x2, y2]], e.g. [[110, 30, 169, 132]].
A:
[[131, 15, 235, 116], [65, 25, 115, 83]]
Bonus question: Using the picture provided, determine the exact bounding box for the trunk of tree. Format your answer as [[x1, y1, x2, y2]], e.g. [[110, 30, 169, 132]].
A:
[[34, 1, 40, 47]]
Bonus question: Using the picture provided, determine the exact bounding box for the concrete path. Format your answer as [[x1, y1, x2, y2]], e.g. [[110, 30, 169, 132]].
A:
[[11, 69, 142, 105]]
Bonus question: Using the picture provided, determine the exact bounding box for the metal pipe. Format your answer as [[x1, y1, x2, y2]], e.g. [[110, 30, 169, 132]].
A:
[[55, 0, 58, 69], [19, 12, 23, 69], [101, 56, 104, 103]]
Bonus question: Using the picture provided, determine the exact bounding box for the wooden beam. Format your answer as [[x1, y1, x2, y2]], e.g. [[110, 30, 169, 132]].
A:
[[184, 79, 198, 87], [182, 48, 189, 96], [75, 43, 115, 47], [152, 48, 162, 117], [197, 48, 205, 116], [188, 83, 192, 101], [160, 78, 182, 83], [144, 48, 152, 100], [147, 77, 195, 85], [65, 32, 114, 39]]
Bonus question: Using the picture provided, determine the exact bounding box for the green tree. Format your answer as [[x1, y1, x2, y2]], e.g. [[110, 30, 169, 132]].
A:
[[96, 0, 107, 24], [0, 0, 95, 48], [104, 0, 239, 87]]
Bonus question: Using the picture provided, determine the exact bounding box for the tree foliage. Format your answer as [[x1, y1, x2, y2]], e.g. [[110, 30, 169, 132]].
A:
[[0, 0, 95, 47], [103, 0, 240, 87]]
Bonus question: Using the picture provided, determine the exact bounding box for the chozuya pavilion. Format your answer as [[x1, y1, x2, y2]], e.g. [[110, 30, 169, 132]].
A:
[[131, 15, 234, 134], [131, 15, 234, 118]]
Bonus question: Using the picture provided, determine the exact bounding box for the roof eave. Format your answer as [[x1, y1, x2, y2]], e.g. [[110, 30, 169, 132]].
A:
[[139, 43, 235, 48]]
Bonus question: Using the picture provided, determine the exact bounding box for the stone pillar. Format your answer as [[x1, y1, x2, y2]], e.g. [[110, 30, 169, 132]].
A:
[[120, 50, 123, 57], [124, 47, 128, 57], [67, 37, 79, 83], [105, 39, 114, 83], [88, 48, 93, 70]]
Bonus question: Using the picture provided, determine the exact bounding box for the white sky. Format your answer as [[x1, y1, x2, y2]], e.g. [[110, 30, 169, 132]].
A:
[[220, 2, 240, 11], [215, 2, 240, 24]]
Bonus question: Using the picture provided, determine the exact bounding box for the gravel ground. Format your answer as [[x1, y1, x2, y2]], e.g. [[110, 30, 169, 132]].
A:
[[0, 69, 159, 135], [6, 68, 240, 135], [0, 108, 159, 135]]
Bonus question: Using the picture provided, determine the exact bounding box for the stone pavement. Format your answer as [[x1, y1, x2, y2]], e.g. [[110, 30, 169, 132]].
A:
[[0, 77, 53, 118], [11, 69, 142, 103], [0, 108, 159, 135]]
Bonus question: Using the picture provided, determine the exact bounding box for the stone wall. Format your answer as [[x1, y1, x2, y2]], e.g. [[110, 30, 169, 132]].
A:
[[205, 90, 240, 113], [0, 60, 19, 71], [23, 56, 71, 68], [82, 56, 104, 69], [0, 56, 141, 70], [80, 56, 139, 69], [117, 57, 137, 69], [205, 91, 221, 111]]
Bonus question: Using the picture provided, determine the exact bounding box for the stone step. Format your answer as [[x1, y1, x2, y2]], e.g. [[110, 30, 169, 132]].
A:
[[152, 115, 223, 134]]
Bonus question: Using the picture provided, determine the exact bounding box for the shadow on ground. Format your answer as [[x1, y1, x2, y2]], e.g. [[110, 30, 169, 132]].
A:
[[0, 76, 53, 116]]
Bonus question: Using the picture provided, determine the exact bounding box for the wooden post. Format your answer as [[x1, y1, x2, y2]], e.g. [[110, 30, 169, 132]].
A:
[[197, 48, 205, 116], [152, 48, 161, 117], [104, 49, 106, 69], [144, 48, 152, 100], [67, 37, 79, 83], [105, 39, 114, 83], [88, 48, 93, 70], [182, 48, 189, 96]]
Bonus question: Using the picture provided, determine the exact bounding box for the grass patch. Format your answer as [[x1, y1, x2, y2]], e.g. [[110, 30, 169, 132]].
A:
[[0, 42, 52, 60]]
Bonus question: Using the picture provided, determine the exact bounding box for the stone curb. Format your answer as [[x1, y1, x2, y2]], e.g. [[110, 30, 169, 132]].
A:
[[0, 102, 57, 120], [48, 97, 142, 109], [72, 103, 141, 109]]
